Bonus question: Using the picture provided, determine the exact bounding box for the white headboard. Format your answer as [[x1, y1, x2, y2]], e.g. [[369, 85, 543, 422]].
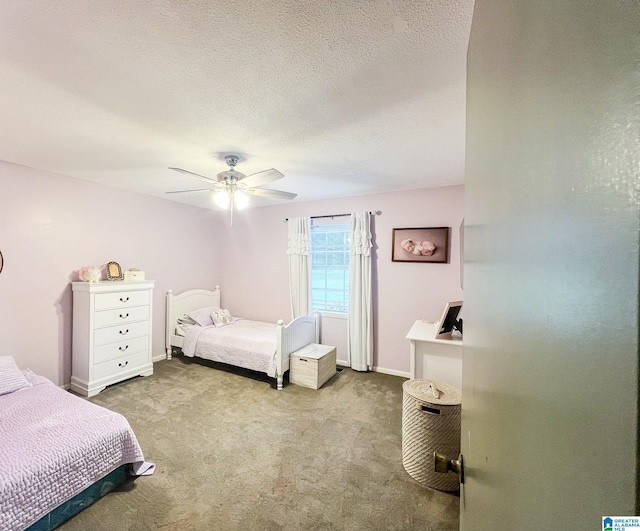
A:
[[165, 287, 221, 354]]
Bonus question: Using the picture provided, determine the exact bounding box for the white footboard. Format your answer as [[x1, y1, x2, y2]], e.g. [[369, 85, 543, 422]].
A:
[[275, 311, 320, 390]]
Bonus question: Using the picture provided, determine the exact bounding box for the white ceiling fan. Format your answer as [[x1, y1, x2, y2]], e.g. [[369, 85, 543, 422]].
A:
[[167, 155, 296, 225]]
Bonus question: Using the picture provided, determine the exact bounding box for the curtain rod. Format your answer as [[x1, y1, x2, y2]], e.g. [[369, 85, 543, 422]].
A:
[[284, 211, 374, 222]]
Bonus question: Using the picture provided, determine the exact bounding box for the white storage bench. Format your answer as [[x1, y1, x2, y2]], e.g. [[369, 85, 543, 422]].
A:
[[290, 343, 336, 389]]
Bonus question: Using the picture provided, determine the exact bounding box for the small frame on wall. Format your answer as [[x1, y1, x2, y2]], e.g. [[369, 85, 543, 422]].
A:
[[391, 227, 450, 263], [106, 261, 124, 281]]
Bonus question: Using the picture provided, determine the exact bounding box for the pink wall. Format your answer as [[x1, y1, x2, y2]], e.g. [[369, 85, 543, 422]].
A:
[[214, 185, 464, 375], [0, 160, 463, 383], [0, 161, 223, 386]]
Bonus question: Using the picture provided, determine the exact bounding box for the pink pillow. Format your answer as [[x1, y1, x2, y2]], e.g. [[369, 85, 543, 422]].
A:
[[0, 356, 32, 396]]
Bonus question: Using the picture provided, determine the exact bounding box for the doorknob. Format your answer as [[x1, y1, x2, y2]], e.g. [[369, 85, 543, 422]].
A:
[[434, 452, 464, 484]]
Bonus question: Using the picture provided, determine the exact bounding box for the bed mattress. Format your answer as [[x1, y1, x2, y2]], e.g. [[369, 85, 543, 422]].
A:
[[181, 319, 278, 377]]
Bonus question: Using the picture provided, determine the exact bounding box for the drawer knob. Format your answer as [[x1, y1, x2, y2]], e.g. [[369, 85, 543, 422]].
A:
[[119, 296, 130, 302], [119, 329, 129, 335], [119, 345, 129, 352], [118, 360, 129, 368], [119, 313, 129, 319]]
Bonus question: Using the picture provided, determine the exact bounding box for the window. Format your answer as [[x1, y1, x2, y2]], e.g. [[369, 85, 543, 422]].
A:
[[310, 222, 350, 313]]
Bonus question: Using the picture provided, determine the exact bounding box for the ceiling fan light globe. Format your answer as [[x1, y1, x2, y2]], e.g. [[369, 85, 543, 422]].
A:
[[214, 190, 230, 209], [234, 190, 249, 209]]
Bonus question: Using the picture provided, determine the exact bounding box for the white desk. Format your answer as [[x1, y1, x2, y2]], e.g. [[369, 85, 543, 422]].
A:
[[406, 320, 462, 388]]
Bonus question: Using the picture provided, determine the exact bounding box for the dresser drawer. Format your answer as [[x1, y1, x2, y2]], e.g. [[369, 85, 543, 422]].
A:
[[94, 290, 150, 310], [93, 350, 150, 381], [94, 305, 150, 328], [94, 335, 150, 364], [94, 320, 150, 347]]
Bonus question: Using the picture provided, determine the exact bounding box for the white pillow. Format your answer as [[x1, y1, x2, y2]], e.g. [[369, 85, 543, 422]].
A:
[[0, 356, 33, 396], [211, 309, 234, 328], [186, 306, 220, 327], [177, 315, 197, 326]]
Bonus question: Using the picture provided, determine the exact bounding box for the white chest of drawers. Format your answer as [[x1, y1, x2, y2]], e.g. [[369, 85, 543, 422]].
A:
[[71, 281, 155, 397]]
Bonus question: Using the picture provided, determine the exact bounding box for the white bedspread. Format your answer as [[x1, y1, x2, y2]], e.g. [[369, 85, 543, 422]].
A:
[[182, 319, 278, 377], [0, 372, 154, 531]]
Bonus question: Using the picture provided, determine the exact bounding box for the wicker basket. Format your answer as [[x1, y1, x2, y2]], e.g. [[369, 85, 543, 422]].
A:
[[401, 379, 461, 491]]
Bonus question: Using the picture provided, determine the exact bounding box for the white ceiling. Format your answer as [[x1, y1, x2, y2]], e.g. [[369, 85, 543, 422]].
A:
[[0, 0, 473, 210]]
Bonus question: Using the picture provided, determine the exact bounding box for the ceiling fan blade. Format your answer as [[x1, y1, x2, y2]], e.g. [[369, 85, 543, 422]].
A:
[[169, 167, 219, 184], [245, 188, 297, 200], [165, 188, 217, 194], [239, 168, 284, 188]]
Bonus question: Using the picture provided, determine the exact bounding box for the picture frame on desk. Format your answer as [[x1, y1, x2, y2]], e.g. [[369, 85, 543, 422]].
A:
[[391, 227, 449, 263], [435, 301, 463, 340]]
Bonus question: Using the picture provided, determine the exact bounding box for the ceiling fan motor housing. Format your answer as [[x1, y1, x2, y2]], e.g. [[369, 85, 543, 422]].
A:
[[224, 155, 239, 167], [217, 169, 243, 183], [218, 156, 243, 182]]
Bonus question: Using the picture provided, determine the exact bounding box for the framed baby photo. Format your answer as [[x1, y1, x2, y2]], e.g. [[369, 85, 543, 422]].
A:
[[391, 227, 450, 263]]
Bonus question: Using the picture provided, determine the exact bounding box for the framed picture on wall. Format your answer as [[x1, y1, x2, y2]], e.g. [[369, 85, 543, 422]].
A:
[[391, 227, 450, 263]]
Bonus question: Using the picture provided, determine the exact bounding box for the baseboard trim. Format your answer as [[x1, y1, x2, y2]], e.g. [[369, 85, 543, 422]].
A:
[[373, 366, 410, 379], [337, 360, 409, 379], [152, 354, 167, 362]]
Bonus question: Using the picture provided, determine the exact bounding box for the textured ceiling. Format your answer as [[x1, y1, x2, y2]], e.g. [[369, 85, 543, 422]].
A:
[[0, 0, 473, 210]]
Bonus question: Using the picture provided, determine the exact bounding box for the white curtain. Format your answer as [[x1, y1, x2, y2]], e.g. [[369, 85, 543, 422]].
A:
[[287, 216, 311, 319], [347, 211, 373, 371]]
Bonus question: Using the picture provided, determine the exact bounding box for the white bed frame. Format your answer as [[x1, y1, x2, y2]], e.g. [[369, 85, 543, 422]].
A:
[[165, 287, 319, 390]]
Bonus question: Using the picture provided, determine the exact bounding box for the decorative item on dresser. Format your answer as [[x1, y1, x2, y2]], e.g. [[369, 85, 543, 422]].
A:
[[71, 280, 154, 397], [78, 265, 101, 282], [106, 261, 124, 281], [124, 268, 145, 281]]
